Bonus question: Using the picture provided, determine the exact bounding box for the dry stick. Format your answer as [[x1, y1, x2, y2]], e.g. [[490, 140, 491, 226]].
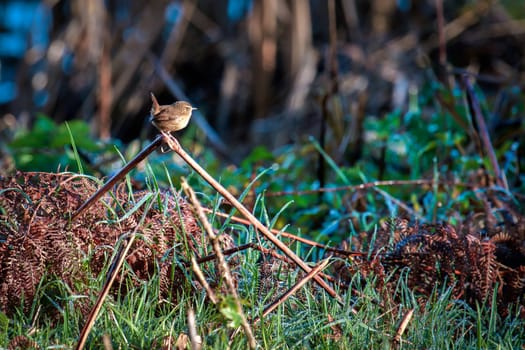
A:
[[194, 242, 342, 292], [193, 242, 350, 307], [102, 334, 113, 350], [166, 135, 342, 303], [252, 257, 335, 325], [372, 186, 424, 222], [76, 230, 141, 350], [191, 256, 218, 304], [462, 75, 508, 190], [421, 0, 491, 54], [392, 308, 414, 346], [187, 307, 202, 350], [202, 208, 366, 257], [194, 243, 346, 304], [262, 179, 474, 197], [435, 90, 471, 132], [71, 135, 164, 221], [194, 243, 293, 266], [195, 219, 379, 309], [435, 0, 446, 66], [193, 243, 346, 294], [194, 243, 256, 265], [182, 179, 257, 349]]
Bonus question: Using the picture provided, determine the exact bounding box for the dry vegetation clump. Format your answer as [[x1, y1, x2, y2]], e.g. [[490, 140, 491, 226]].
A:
[[335, 213, 525, 317], [1, 171, 523, 320], [0, 171, 214, 316]]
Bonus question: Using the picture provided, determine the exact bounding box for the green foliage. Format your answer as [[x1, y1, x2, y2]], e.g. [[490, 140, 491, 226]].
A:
[[219, 296, 249, 328], [0, 311, 8, 339], [501, 0, 525, 19], [8, 114, 114, 173]]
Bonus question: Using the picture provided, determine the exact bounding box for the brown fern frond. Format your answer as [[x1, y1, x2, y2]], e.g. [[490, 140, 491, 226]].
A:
[[478, 239, 498, 302], [0, 172, 202, 316], [7, 334, 40, 350]]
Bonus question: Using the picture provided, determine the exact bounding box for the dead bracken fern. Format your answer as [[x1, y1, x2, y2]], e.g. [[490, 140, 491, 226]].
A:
[[0, 171, 209, 316], [0, 171, 523, 322], [334, 216, 525, 317]]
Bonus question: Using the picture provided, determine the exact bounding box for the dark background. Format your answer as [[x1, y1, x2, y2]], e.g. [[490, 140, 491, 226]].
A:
[[0, 0, 524, 164]]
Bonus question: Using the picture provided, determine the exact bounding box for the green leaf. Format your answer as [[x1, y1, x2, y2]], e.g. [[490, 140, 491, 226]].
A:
[[219, 297, 244, 328]]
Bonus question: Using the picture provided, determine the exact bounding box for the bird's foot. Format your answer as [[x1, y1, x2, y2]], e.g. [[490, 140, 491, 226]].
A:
[[161, 131, 180, 151]]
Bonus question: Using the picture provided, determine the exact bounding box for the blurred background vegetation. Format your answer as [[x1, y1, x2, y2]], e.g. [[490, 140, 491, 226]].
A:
[[0, 0, 524, 237]]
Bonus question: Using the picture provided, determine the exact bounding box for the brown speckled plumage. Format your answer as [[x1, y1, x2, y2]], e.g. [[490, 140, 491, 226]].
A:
[[150, 93, 196, 133]]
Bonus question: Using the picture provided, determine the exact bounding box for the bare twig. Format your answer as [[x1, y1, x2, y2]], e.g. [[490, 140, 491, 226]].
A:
[[182, 179, 257, 349], [252, 256, 336, 325], [98, 35, 112, 140], [187, 306, 202, 350], [201, 208, 366, 257], [71, 135, 163, 221], [165, 134, 341, 302], [435, 0, 446, 66], [102, 334, 113, 350], [372, 187, 424, 221], [422, 0, 493, 53], [392, 308, 414, 347], [262, 178, 474, 197], [194, 243, 298, 266], [434, 90, 471, 131], [462, 75, 508, 190], [76, 199, 152, 350], [327, 0, 338, 93], [75, 179, 163, 350], [191, 256, 218, 304]]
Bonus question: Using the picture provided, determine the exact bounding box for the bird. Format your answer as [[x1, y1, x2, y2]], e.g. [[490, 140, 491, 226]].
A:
[[150, 93, 197, 149], [150, 93, 196, 133]]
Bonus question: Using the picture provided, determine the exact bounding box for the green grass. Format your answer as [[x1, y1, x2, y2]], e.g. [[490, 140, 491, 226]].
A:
[[2, 242, 524, 349]]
